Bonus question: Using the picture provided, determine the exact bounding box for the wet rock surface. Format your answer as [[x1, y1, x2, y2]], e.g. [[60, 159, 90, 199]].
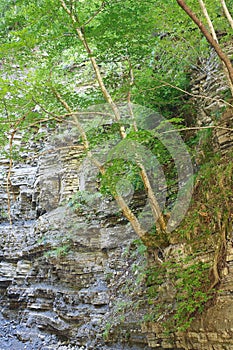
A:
[[0, 129, 152, 349], [0, 312, 62, 350], [0, 213, 152, 349]]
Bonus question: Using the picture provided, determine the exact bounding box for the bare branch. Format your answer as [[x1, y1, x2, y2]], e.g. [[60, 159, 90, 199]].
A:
[[59, 0, 126, 138], [60, 0, 72, 16], [160, 125, 233, 134], [60, 111, 115, 118], [51, 86, 73, 114], [198, 0, 233, 95], [84, 1, 106, 26], [155, 79, 233, 108], [127, 58, 138, 132]]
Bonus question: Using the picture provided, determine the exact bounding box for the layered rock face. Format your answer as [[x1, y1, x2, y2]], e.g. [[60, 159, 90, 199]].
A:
[[190, 44, 233, 126], [190, 45, 233, 153], [0, 127, 152, 350], [1, 117, 232, 350], [141, 238, 233, 350], [0, 50, 233, 350], [214, 107, 233, 154]]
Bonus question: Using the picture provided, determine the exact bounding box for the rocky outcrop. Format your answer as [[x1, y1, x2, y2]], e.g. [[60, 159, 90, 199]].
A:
[[1, 117, 232, 350], [188, 44, 233, 158], [141, 239, 233, 350], [0, 127, 152, 349], [214, 107, 233, 154], [190, 43, 233, 126]]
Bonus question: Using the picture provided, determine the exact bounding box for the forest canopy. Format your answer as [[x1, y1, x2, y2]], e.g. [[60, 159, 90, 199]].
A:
[[1, 0, 232, 126]]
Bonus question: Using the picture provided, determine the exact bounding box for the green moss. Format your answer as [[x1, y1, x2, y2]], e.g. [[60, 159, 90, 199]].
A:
[[44, 244, 71, 258]]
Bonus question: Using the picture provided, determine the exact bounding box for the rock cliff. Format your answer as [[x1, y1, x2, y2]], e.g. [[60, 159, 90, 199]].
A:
[[0, 126, 152, 350], [0, 50, 233, 350]]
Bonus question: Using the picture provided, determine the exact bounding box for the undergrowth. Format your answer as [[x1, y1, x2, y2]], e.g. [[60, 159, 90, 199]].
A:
[[143, 150, 233, 333]]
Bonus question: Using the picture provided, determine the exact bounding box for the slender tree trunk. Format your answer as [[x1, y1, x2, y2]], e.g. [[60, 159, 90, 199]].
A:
[[59, 0, 126, 137], [52, 86, 163, 248], [220, 0, 233, 30], [176, 0, 233, 89], [198, 0, 218, 42], [59, 0, 168, 240], [138, 164, 167, 232]]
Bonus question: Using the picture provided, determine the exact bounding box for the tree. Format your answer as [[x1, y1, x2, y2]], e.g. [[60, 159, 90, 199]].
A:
[[1, 1, 232, 336], [0, 0, 231, 250], [54, 0, 169, 248]]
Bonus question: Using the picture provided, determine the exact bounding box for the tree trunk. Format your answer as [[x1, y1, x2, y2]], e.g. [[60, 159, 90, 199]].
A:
[[220, 0, 233, 30], [198, 0, 218, 42], [59, 0, 168, 241]]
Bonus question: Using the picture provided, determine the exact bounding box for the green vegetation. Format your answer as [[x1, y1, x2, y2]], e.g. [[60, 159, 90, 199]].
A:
[[105, 148, 232, 335], [44, 244, 71, 258], [145, 258, 212, 332], [1, 0, 232, 140], [0, 0, 233, 338], [180, 152, 233, 247], [143, 150, 233, 332], [68, 190, 103, 213]]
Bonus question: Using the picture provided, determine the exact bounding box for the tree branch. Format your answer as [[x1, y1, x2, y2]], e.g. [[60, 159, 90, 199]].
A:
[[59, 0, 126, 138], [84, 1, 106, 26], [198, 0, 233, 95], [127, 58, 138, 132], [160, 125, 233, 134], [176, 0, 233, 88], [198, 0, 218, 42], [220, 0, 233, 30], [155, 79, 233, 108]]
